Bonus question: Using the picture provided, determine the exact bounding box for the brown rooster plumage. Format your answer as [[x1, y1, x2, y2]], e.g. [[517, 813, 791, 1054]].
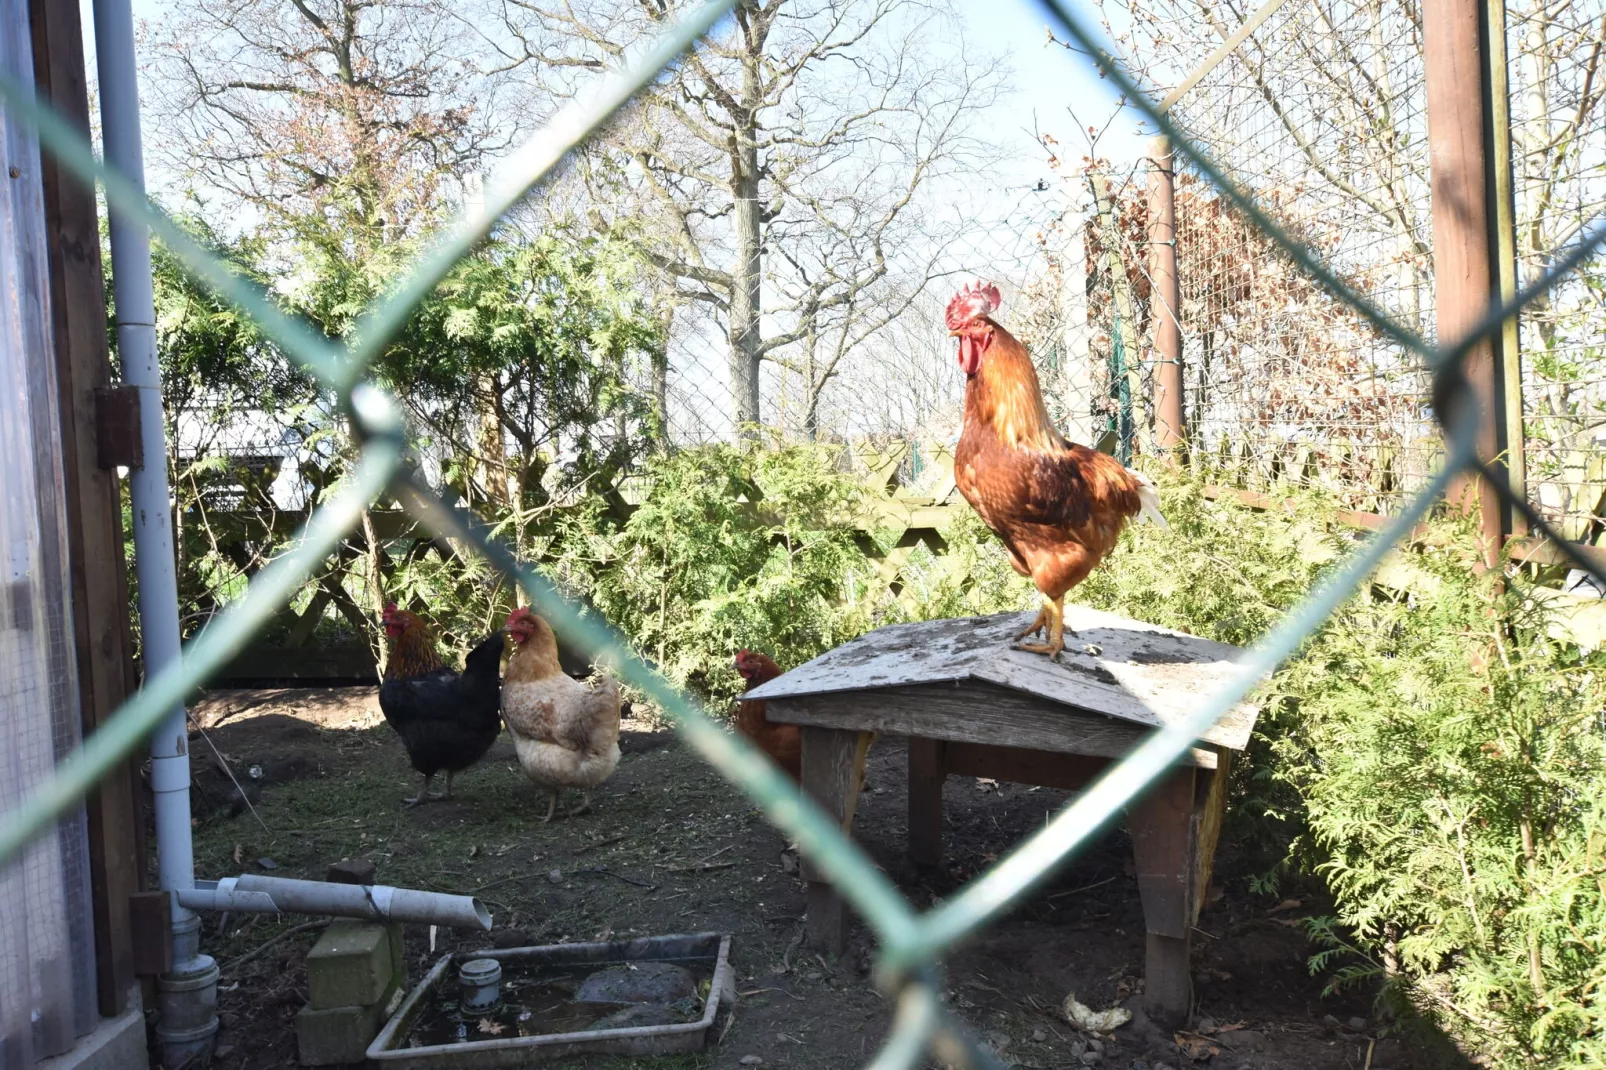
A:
[[948, 280, 1167, 659]]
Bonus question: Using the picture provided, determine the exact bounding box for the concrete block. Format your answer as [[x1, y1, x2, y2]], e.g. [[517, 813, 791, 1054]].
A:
[[294, 977, 400, 1066], [306, 920, 393, 1011]]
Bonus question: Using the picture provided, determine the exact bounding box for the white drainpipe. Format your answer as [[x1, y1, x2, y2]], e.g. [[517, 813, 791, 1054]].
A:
[[89, 0, 217, 1064]]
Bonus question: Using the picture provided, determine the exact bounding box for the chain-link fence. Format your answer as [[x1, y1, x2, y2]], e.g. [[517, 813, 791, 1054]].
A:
[[4, 0, 1606, 1064], [1509, 0, 1606, 542]]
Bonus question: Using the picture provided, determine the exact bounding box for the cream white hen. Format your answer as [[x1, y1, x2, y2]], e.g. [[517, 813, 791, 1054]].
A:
[[501, 607, 622, 821]]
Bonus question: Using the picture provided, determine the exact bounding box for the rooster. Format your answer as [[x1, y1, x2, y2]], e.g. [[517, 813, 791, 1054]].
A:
[[378, 604, 505, 806], [947, 280, 1167, 660], [734, 650, 874, 832], [501, 607, 622, 821]]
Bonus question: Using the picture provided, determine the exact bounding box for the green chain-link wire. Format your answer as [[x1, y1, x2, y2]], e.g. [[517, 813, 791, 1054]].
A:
[[5, 0, 1606, 1064]]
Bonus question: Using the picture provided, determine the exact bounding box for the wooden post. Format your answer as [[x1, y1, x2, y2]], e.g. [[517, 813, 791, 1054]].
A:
[[1148, 136, 1185, 462], [1423, 0, 1512, 564], [907, 737, 945, 868], [1128, 767, 1198, 1028], [800, 726, 862, 954], [30, 0, 143, 1016]]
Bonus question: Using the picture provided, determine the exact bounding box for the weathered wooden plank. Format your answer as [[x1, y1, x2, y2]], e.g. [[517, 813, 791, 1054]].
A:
[[33, 0, 142, 1016], [766, 687, 1218, 768], [745, 608, 1258, 751]]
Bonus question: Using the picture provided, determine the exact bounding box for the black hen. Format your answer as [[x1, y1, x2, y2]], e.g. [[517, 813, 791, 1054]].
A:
[[379, 604, 504, 806]]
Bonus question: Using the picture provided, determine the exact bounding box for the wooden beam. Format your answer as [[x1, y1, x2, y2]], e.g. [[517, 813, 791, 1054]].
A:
[[30, 0, 142, 1016], [1148, 137, 1185, 460], [800, 727, 861, 954], [907, 738, 945, 868], [1424, 0, 1510, 564]]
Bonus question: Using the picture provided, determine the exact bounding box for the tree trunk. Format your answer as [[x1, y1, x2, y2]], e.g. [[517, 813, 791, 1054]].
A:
[[728, 13, 766, 437], [652, 304, 672, 450]]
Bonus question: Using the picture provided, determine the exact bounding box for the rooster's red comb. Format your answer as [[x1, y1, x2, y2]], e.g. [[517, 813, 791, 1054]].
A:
[[945, 280, 1002, 331]]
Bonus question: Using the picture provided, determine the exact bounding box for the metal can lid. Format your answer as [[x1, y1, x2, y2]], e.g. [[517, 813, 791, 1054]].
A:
[[458, 958, 502, 984]]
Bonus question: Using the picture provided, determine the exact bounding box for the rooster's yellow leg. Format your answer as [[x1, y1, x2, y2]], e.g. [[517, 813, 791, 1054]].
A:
[[541, 788, 559, 823], [1016, 596, 1066, 660], [569, 791, 592, 818], [1015, 602, 1050, 640]]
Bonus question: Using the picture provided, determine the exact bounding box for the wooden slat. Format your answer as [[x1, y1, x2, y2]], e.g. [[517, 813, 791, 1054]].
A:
[[31, 0, 141, 1017], [766, 686, 1220, 768]]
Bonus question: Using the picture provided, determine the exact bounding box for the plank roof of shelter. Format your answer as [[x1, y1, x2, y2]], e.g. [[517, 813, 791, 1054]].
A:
[[745, 606, 1260, 751]]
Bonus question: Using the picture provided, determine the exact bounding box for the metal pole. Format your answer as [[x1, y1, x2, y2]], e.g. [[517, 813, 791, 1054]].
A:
[[1484, 0, 1525, 537], [90, 0, 218, 1061], [1423, 0, 1509, 564], [1148, 136, 1185, 461]]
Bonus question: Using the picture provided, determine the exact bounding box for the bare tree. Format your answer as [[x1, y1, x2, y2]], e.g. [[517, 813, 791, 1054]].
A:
[[500, 0, 1002, 432], [142, 0, 516, 249]]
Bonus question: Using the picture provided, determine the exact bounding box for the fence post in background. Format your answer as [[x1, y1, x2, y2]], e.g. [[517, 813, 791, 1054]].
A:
[[1423, 0, 1512, 564], [1484, 0, 1526, 537], [1148, 136, 1185, 465]]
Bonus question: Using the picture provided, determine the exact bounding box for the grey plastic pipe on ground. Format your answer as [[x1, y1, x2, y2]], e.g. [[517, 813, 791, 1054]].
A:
[[179, 876, 493, 931]]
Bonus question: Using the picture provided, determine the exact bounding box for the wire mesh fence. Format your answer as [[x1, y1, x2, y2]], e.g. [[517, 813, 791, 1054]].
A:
[[4, 0, 1606, 1066], [1509, 0, 1606, 542]]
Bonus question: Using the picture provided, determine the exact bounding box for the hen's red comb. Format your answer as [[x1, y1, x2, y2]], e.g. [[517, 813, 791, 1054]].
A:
[[945, 280, 1002, 331]]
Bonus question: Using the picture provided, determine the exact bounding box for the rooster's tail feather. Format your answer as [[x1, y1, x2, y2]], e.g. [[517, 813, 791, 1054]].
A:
[[1130, 469, 1169, 529]]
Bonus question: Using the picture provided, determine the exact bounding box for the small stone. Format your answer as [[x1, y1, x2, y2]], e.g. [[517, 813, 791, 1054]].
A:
[[1088, 1037, 1104, 1052], [256, 857, 278, 870], [1079, 1052, 1103, 1066], [740, 1057, 764, 1066], [576, 961, 697, 1005], [214, 1044, 235, 1059], [326, 858, 376, 885], [1233, 1030, 1266, 1051], [1322, 1014, 1342, 1029], [987, 1031, 1012, 1052], [1197, 1017, 1216, 1033], [547, 868, 563, 884], [805, 971, 823, 982], [1347, 1016, 1368, 1032], [1070, 1039, 1087, 1057], [1032, 1029, 1048, 1043]]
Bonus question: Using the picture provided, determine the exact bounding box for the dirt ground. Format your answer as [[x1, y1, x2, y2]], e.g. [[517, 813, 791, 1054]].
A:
[[168, 687, 1470, 1070]]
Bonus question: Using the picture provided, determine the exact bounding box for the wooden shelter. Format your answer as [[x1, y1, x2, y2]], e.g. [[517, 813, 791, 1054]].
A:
[[746, 605, 1259, 1027]]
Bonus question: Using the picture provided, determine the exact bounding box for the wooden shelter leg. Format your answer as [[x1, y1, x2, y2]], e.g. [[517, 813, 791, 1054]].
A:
[[907, 737, 946, 868], [1128, 766, 1198, 1028], [800, 726, 863, 954]]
